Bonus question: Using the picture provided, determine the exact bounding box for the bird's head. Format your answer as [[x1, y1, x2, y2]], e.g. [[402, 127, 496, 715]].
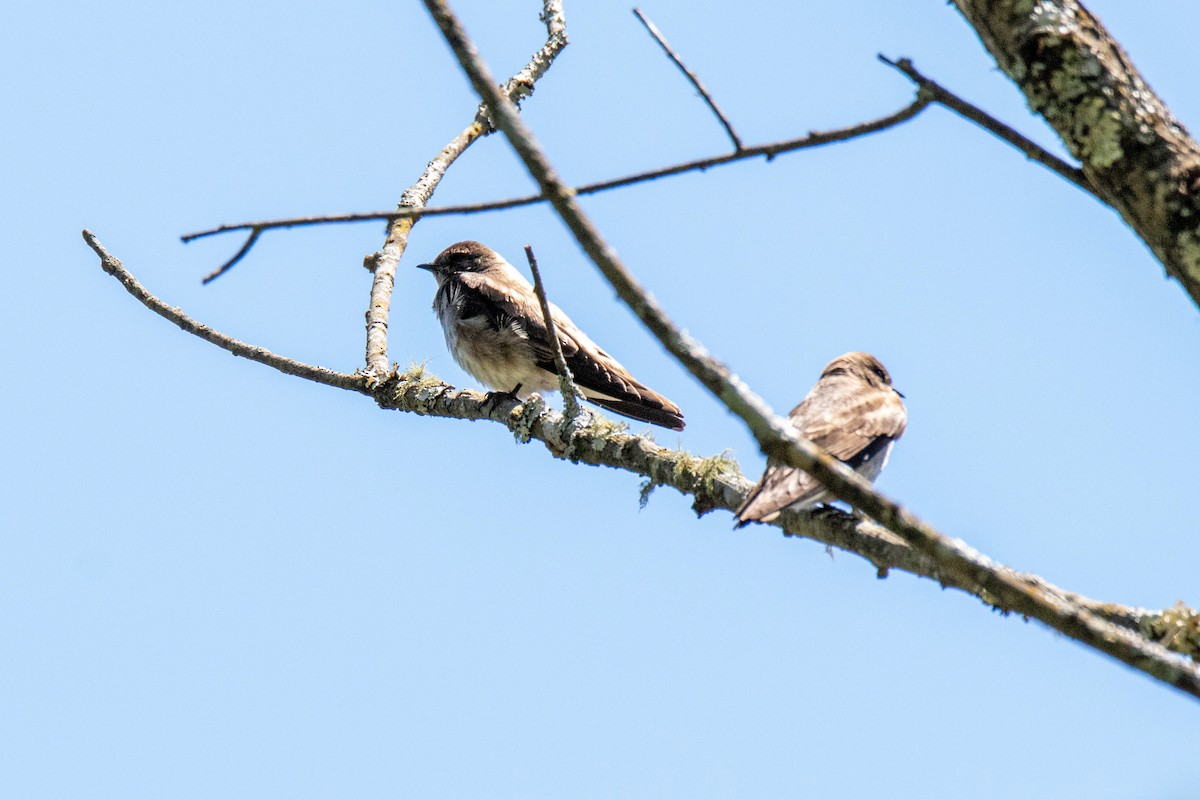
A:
[[416, 240, 505, 285], [821, 352, 899, 394]]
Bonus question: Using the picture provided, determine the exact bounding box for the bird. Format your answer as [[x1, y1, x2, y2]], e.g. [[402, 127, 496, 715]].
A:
[[734, 352, 906, 526], [416, 240, 685, 431]]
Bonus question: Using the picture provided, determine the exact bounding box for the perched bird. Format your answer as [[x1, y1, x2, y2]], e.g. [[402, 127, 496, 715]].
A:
[[417, 240, 685, 430], [734, 352, 906, 526]]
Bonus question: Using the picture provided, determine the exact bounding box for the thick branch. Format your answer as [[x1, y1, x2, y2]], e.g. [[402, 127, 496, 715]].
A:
[[424, 0, 1200, 700], [951, 0, 1200, 310], [361, 0, 567, 377]]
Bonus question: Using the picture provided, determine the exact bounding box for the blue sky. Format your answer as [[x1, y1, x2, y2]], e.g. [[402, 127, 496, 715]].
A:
[[4, 1, 1199, 797]]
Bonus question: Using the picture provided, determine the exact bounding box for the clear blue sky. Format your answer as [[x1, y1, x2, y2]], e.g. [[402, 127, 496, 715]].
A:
[[4, 1, 1199, 797]]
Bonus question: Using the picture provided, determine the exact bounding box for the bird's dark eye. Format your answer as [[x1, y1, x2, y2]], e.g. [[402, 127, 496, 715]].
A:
[[872, 366, 889, 383]]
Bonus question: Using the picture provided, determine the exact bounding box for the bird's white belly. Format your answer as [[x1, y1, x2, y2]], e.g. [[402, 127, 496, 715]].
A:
[[446, 317, 558, 395]]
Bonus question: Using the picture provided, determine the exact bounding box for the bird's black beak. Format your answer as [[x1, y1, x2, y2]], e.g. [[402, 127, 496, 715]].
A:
[[895, 389, 905, 399], [416, 262, 435, 271]]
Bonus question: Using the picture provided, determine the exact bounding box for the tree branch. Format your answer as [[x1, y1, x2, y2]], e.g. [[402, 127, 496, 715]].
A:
[[179, 94, 930, 247], [361, 0, 567, 377], [951, 0, 1200, 311], [879, 54, 1096, 197], [423, 0, 1200, 701], [524, 245, 583, 419], [82, 230, 369, 393], [84, 228, 1200, 668], [632, 8, 743, 151]]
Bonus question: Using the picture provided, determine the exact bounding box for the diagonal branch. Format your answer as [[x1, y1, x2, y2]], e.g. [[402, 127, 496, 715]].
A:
[[879, 54, 1096, 197], [82, 230, 369, 393], [362, 0, 568, 378], [632, 7, 743, 151], [423, 0, 1200, 701]]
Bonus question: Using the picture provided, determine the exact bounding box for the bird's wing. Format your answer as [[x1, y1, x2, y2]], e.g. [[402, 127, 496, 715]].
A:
[[798, 387, 907, 466], [458, 272, 684, 429], [735, 385, 906, 525]]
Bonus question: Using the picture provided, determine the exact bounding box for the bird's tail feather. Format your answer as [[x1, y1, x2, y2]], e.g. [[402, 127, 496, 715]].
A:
[[586, 395, 685, 431]]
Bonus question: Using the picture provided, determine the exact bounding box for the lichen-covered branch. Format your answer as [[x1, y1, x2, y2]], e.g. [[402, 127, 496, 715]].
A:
[[951, 0, 1200, 310], [84, 228, 1200, 683], [362, 0, 568, 378]]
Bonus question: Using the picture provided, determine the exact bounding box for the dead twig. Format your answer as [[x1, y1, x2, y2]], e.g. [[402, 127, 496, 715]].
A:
[[633, 7, 742, 151], [524, 245, 582, 419]]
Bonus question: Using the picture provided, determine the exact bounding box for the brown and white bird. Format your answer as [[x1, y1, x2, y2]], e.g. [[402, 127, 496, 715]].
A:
[[417, 241, 685, 430], [734, 352, 906, 526]]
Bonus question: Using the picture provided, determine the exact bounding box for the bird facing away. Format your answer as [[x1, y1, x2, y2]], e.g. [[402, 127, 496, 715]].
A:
[[417, 241, 685, 431], [734, 352, 906, 527]]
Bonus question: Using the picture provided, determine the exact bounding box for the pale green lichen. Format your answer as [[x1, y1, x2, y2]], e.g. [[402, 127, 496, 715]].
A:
[[1175, 228, 1200, 283], [1139, 602, 1200, 659], [688, 451, 740, 496], [1047, 48, 1091, 103], [1073, 98, 1124, 168], [510, 395, 547, 443], [397, 362, 445, 393]]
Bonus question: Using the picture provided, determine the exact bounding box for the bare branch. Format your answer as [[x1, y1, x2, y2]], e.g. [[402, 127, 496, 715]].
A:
[[423, 0, 1200, 701], [879, 54, 1096, 198], [82, 231, 369, 393], [180, 94, 930, 245], [200, 226, 262, 284], [632, 8, 743, 151], [524, 245, 582, 419]]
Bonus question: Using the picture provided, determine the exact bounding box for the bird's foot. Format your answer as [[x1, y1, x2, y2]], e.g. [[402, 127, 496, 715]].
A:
[[480, 383, 524, 415]]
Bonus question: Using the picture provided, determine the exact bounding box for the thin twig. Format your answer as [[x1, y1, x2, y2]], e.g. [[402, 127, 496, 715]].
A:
[[361, 0, 567, 378], [200, 226, 261, 284], [632, 7, 742, 151], [82, 231, 370, 393], [423, 0, 1200, 701], [879, 54, 1096, 197], [180, 95, 930, 246], [523, 245, 582, 418]]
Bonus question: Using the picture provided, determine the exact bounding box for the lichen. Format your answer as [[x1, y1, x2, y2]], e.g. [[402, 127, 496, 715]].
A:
[[1139, 602, 1200, 660], [510, 395, 546, 443], [1074, 98, 1124, 168], [1175, 228, 1200, 283]]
